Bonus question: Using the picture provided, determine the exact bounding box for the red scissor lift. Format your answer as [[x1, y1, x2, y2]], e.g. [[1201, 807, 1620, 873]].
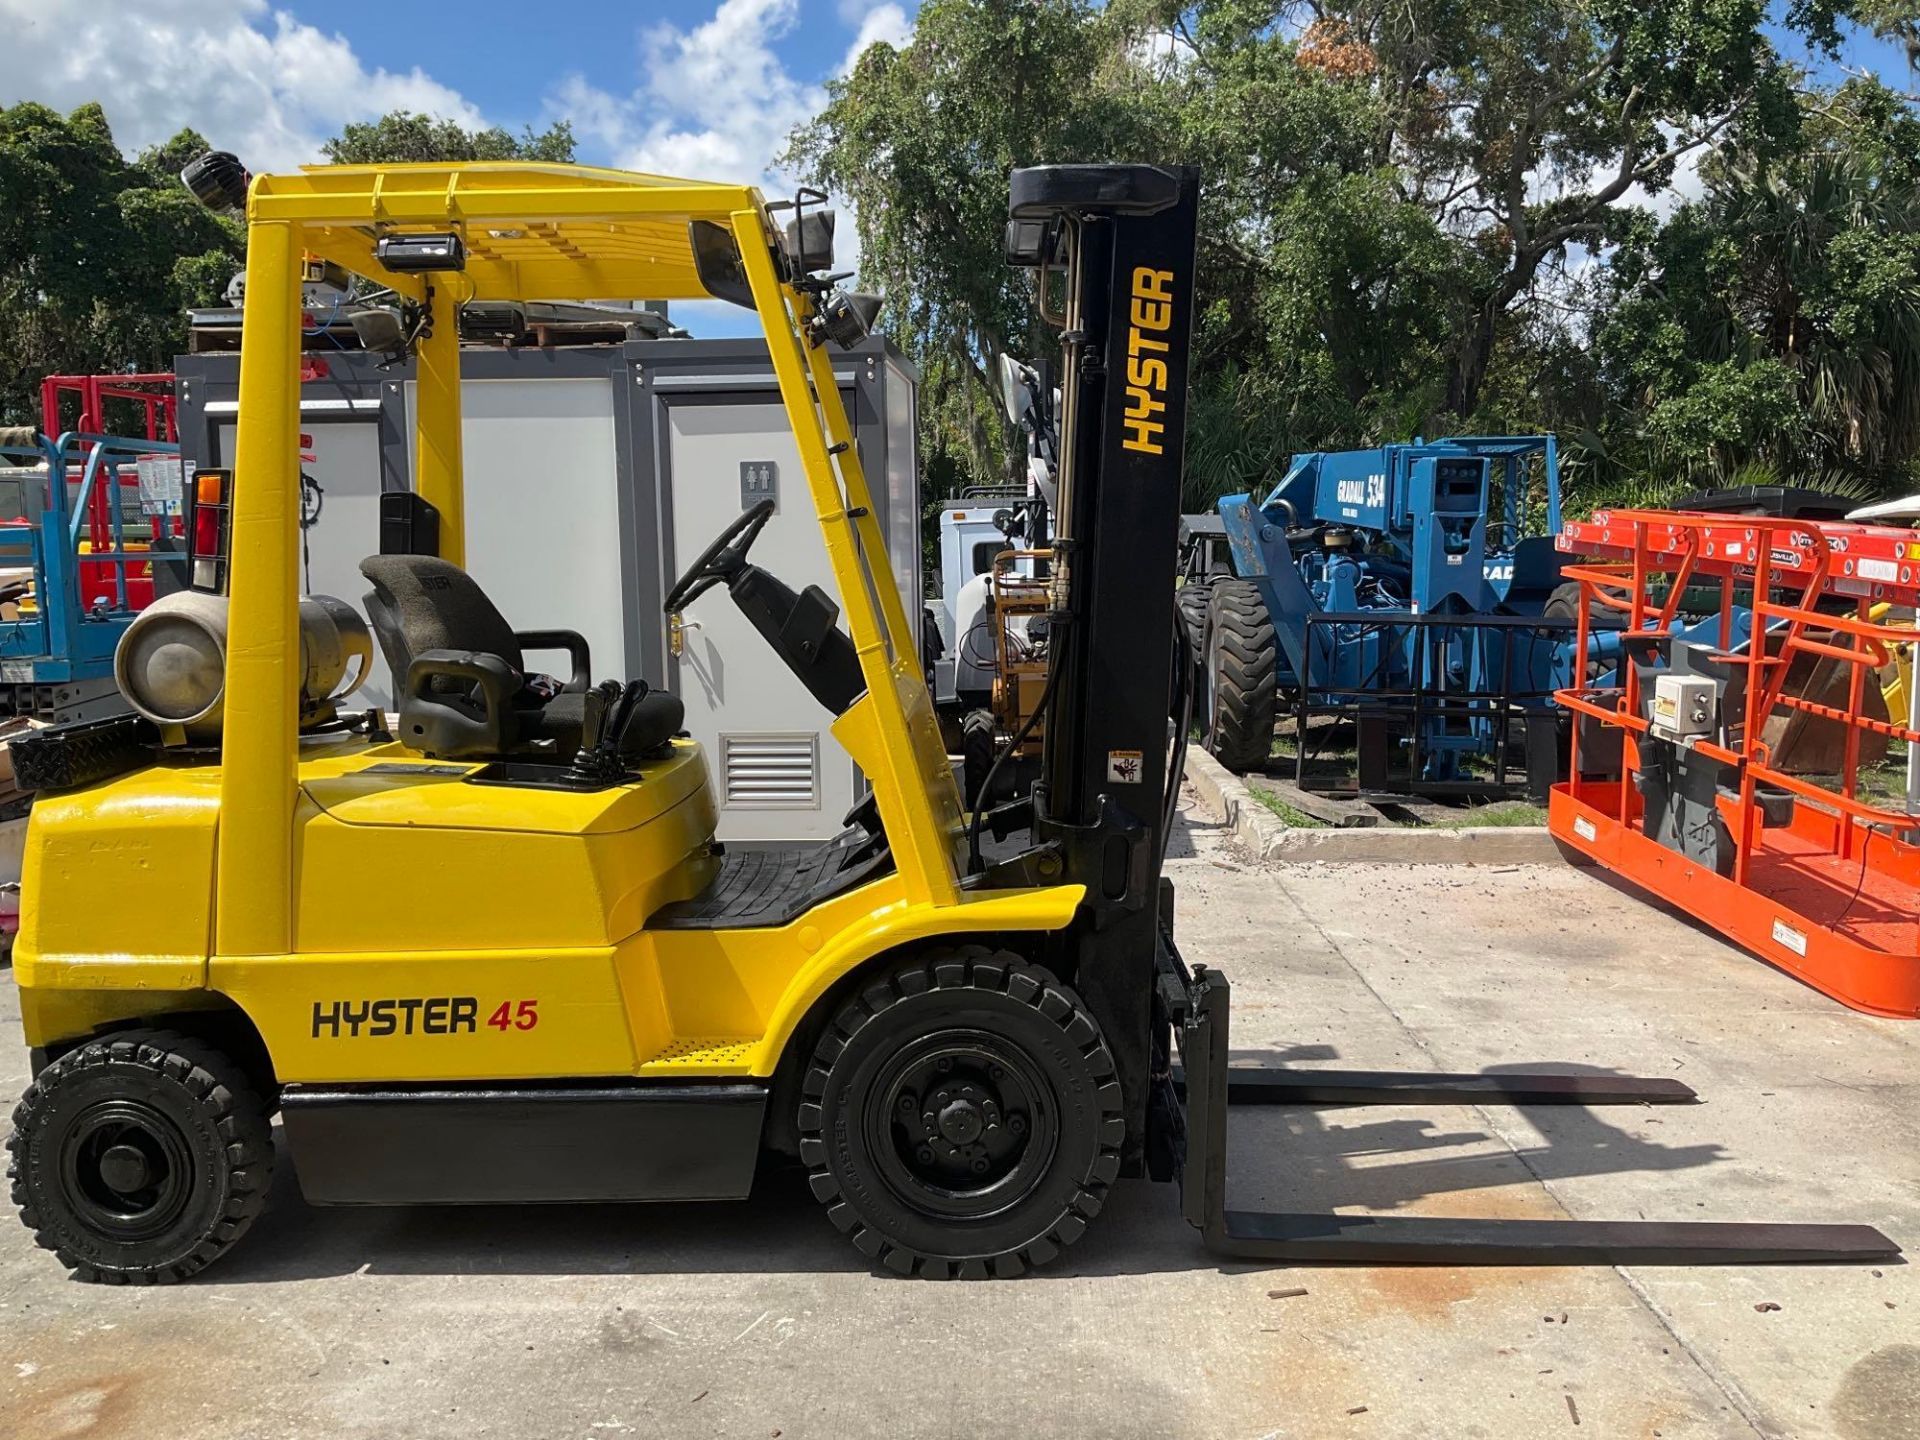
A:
[[38, 373, 180, 610], [1551, 509, 1920, 1018]]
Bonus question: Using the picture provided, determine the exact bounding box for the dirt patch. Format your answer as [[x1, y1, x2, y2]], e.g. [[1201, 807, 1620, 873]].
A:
[[9, 1376, 138, 1440], [1363, 1265, 1505, 1319]]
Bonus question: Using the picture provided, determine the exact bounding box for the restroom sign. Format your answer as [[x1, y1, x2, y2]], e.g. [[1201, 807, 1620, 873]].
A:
[[740, 460, 779, 512]]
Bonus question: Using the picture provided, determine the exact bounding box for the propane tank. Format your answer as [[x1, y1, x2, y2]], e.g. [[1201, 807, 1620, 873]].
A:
[[114, 591, 372, 742]]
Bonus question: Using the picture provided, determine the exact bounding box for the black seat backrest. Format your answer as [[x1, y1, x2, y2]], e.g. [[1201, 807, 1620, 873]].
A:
[[360, 554, 524, 682]]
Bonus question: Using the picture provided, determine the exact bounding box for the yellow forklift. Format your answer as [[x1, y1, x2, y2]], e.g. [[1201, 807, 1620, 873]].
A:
[[4, 157, 1897, 1282]]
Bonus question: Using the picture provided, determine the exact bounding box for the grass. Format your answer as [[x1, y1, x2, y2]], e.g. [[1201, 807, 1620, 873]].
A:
[[1850, 747, 1910, 808], [1427, 801, 1549, 829], [1247, 785, 1329, 828]]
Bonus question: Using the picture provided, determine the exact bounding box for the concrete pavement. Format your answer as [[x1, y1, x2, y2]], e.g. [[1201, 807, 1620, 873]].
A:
[[0, 790, 1913, 1439]]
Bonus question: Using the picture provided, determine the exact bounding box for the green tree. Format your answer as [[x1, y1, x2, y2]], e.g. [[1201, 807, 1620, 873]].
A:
[[1594, 77, 1920, 497], [790, 0, 1156, 490], [321, 112, 576, 165], [0, 103, 240, 429], [792, 0, 1902, 509]]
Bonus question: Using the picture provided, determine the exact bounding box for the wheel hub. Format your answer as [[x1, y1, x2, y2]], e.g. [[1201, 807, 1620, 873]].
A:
[[97, 1143, 152, 1194], [868, 1032, 1059, 1220], [936, 1098, 984, 1145], [60, 1100, 194, 1239]]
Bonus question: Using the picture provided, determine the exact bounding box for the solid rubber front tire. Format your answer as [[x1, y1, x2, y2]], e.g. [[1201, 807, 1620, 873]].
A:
[[8, 1029, 274, 1284], [1204, 578, 1278, 772], [797, 947, 1123, 1279]]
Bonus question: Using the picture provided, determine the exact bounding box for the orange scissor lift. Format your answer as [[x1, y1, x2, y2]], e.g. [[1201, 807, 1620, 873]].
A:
[[1550, 509, 1920, 1019]]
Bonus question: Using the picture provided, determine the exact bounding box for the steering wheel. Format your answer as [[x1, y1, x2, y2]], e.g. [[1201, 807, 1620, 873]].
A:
[[664, 499, 777, 613]]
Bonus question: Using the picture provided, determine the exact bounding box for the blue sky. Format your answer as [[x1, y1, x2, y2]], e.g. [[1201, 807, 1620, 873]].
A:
[[8, 2, 1894, 187], [0, 0, 914, 333], [275, 0, 867, 153], [0, 0, 911, 181]]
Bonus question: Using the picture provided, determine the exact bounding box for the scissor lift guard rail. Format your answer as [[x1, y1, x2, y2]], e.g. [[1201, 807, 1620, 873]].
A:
[[1550, 508, 1920, 1019]]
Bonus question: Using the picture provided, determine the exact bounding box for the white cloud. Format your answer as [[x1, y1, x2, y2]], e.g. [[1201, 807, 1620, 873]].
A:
[[0, 0, 483, 171], [542, 0, 917, 332], [1522, 123, 1715, 220], [557, 0, 824, 188], [1628, 141, 1710, 217], [842, 3, 913, 73], [553, 0, 917, 188]]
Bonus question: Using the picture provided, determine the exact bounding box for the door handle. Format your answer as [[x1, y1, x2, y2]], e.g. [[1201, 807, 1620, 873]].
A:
[[668, 613, 702, 658]]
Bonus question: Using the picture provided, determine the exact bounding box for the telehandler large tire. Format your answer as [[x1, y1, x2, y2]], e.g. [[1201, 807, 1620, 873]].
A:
[[1544, 579, 1624, 683], [1204, 579, 1278, 772], [8, 1029, 274, 1284], [960, 707, 998, 809], [797, 947, 1123, 1278], [1176, 580, 1214, 735]]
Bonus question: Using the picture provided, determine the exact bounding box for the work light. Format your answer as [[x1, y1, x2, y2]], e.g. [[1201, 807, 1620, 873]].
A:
[[374, 232, 468, 273], [181, 151, 251, 211], [809, 288, 883, 349]]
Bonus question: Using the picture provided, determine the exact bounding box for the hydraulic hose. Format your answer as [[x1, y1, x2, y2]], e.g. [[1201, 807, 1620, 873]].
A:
[[967, 602, 1193, 877], [1162, 600, 1195, 868]]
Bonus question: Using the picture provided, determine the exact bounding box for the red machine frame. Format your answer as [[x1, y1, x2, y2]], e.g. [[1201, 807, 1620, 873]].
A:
[[40, 373, 178, 444], [38, 374, 180, 610], [1551, 509, 1920, 1018]]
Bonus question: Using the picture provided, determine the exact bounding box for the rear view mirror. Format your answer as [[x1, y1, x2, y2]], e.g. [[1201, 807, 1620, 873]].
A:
[[782, 209, 836, 274], [998, 354, 1035, 428], [349, 307, 408, 354]]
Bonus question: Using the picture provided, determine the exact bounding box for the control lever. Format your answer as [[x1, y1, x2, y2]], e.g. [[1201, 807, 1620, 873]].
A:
[[569, 678, 648, 782]]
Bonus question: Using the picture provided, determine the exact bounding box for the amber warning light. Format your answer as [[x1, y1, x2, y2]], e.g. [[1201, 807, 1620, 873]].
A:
[[189, 469, 232, 592]]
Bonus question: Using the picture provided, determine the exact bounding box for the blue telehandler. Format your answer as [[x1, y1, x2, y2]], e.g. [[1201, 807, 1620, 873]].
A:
[[1192, 435, 1582, 797]]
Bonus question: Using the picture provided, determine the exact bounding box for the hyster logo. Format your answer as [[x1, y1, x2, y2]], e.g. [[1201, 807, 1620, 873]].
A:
[[1122, 266, 1177, 455], [312, 996, 480, 1038]]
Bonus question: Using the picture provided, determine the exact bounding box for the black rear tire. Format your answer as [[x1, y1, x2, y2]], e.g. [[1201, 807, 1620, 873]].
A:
[[1176, 581, 1214, 736], [797, 947, 1123, 1279], [8, 1029, 273, 1284], [960, 708, 997, 809], [1204, 578, 1278, 772], [1545, 580, 1622, 682]]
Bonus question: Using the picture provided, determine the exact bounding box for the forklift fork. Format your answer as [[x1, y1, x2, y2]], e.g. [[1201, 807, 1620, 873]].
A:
[[1171, 965, 1900, 1266]]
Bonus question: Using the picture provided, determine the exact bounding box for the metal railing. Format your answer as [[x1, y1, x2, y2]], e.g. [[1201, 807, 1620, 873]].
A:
[[0, 432, 182, 677], [1293, 609, 1575, 798]]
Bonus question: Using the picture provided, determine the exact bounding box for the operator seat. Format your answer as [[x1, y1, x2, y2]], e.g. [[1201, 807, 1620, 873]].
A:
[[359, 554, 682, 763]]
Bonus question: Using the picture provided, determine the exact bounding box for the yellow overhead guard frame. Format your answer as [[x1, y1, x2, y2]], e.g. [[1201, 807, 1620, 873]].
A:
[[218, 161, 996, 965]]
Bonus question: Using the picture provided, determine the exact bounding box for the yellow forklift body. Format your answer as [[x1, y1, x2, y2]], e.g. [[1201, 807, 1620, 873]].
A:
[[13, 160, 1076, 1090], [18, 726, 1083, 1081]]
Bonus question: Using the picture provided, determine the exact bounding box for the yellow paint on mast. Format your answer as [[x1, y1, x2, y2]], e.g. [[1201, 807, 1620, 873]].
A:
[[414, 281, 465, 566], [215, 216, 303, 956]]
